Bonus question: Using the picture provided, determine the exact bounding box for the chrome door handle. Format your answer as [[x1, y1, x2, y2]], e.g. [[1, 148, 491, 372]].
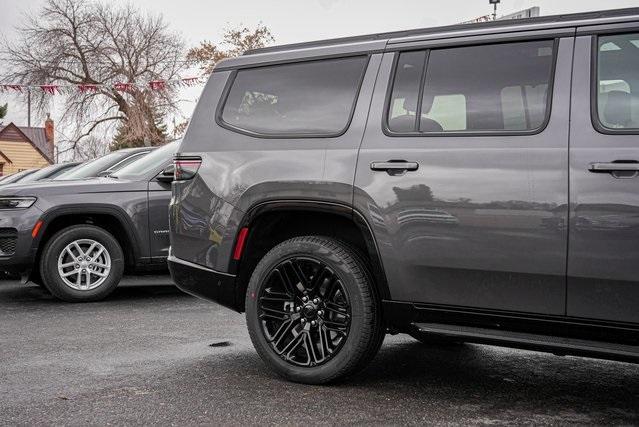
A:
[[370, 161, 419, 172], [588, 162, 639, 172]]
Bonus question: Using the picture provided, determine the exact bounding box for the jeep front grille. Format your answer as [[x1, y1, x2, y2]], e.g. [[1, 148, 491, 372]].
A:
[[0, 228, 17, 256]]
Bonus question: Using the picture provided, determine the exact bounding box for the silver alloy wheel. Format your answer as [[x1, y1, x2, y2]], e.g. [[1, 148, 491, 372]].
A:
[[57, 239, 111, 291]]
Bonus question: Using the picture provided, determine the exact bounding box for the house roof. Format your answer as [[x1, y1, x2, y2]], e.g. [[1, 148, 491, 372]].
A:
[[0, 149, 11, 163], [0, 123, 53, 163]]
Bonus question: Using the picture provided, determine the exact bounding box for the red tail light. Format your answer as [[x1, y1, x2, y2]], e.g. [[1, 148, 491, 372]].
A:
[[233, 227, 249, 260], [174, 156, 202, 181]]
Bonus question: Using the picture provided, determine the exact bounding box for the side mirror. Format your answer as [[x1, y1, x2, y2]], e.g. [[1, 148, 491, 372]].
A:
[[97, 170, 112, 177], [156, 164, 175, 183]]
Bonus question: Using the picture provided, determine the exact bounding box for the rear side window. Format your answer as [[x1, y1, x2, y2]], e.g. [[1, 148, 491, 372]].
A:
[[387, 40, 556, 134], [220, 56, 368, 137], [595, 33, 639, 132], [387, 51, 427, 133]]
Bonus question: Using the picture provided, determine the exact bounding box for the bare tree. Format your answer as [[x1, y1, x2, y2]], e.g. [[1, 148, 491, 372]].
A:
[[73, 135, 110, 160], [187, 24, 274, 75], [1, 0, 186, 156]]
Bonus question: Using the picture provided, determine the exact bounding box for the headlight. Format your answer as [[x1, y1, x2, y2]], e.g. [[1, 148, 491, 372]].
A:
[[0, 197, 37, 209]]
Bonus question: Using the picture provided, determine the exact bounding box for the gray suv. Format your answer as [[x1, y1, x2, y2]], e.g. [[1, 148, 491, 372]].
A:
[[169, 8, 639, 384], [0, 142, 177, 302]]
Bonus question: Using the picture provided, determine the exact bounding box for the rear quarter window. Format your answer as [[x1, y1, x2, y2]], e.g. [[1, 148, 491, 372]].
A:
[[219, 56, 369, 137], [594, 33, 639, 133]]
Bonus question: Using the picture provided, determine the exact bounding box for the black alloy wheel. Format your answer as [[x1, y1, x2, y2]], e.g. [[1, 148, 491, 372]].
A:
[[246, 236, 384, 384], [257, 256, 351, 367]]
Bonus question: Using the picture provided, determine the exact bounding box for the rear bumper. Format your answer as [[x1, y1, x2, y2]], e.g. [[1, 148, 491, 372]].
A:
[[168, 254, 240, 312]]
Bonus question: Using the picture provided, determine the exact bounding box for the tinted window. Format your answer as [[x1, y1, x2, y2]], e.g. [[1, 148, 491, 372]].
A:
[[107, 152, 150, 173], [17, 164, 75, 183], [387, 51, 426, 133], [112, 141, 178, 180], [221, 57, 368, 136], [55, 151, 130, 180], [596, 33, 639, 130], [387, 40, 555, 134]]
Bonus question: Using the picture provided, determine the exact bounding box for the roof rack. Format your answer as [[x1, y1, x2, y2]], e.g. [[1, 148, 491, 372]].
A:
[[244, 7, 639, 56]]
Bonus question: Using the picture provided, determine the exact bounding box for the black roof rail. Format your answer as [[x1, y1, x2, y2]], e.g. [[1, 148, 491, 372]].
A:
[[244, 7, 639, 56]]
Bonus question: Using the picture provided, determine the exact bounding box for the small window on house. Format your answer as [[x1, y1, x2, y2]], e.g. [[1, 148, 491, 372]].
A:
[[596, 33, 639, 131], [220, 56, 368, 136]]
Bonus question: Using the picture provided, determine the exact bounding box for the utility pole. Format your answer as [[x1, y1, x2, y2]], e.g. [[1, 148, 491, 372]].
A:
[[489, 0, 501, 20], [27, 88, 31, 127]]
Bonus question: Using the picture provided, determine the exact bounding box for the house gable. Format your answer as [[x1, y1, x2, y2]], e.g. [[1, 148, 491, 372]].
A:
[[0, 149, 11, 163], [0, 123, 53, 165]]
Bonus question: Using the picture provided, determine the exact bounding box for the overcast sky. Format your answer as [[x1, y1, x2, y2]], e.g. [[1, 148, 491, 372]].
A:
[[1, 0, 638, 130]]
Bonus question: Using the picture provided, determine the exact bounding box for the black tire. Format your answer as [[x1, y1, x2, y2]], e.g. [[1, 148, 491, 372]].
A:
[[246, 236, 384, 384], [39, 225, 124, 302]]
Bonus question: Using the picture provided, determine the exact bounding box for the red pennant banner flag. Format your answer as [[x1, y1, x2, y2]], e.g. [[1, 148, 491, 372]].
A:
[[78, 84, 99, 93], [149, 80, 166, 91], [114, 82, 135, 93], [1, 84, 24, 93], [40, 84, 59, 94], [181, 77, 200, 87]]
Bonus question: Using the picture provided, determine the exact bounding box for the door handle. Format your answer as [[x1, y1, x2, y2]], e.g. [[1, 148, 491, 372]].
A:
[[588, 162, 639, 172], [370, 161, 419, 172]]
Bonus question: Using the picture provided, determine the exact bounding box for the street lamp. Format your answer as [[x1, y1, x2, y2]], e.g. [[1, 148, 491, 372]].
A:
[[489, 0, 500, 20]]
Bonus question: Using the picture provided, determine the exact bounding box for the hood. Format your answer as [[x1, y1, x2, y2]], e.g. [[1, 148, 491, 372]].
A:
[[0, 177, 147, 197]]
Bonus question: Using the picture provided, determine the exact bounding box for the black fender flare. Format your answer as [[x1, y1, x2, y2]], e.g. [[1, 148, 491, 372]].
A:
[[232, 199, 391, 300], [34, 203, 143, 263]]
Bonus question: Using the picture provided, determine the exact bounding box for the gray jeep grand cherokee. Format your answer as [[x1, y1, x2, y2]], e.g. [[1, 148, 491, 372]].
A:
[[169, 8, 639, 384], [0, 141, 177, 302]]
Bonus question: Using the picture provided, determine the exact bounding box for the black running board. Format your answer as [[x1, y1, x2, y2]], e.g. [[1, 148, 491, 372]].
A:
[[412, 322, 639, 363]]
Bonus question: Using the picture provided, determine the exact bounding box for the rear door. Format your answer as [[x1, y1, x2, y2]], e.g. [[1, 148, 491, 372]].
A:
[[568, 27, 639, 323], [354, 33, 574, 314]]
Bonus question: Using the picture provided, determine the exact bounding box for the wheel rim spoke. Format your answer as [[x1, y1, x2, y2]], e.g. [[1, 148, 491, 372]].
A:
[[72, 242, 84, 257], [290, 260, 310, 291], [272, 268, 297, 298], [271, 319, 296, 347], [257, 256, 351, 367], [57, 238, 111, 291]]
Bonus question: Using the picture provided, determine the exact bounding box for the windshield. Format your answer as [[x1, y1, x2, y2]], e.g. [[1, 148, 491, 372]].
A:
[[0, 169, 38, 185], [112, 141, 178, 180], [55, 151, 132, 180], [19, 163, 78, 183], [104, 151, 150, 173]]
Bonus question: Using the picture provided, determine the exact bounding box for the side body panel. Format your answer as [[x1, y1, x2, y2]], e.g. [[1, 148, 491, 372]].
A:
[[170, 55, 383, 272], [353, 37, 573, 314], [148, 180, 172, 261], [567, 31, 639, 324]]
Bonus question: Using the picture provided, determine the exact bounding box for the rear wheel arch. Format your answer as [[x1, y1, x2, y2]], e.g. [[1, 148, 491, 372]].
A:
[[231, 201, 390, 312]]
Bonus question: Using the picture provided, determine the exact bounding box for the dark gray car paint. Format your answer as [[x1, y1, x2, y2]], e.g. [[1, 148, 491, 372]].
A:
[[170, 11, 639, 329], [568, 32, 639, 324], [0, 166, 172, 275], [353, 36, 573, 315], [171, 54, 383, 272]]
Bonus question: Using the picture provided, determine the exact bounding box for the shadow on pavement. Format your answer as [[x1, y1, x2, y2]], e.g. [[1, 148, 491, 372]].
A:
[[0, 277, 189, 304]]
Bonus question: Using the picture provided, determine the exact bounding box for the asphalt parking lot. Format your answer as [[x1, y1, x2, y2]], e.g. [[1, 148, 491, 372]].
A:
[[1, 277, 638, 426]]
